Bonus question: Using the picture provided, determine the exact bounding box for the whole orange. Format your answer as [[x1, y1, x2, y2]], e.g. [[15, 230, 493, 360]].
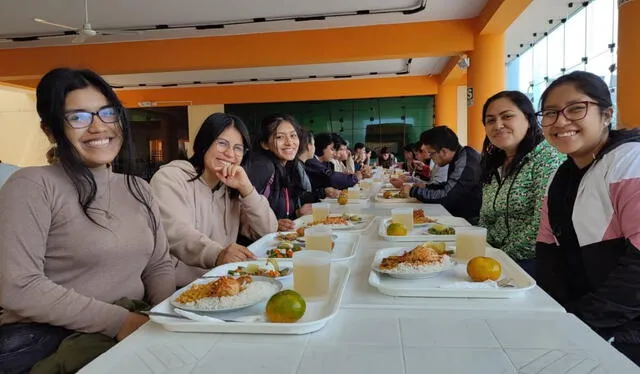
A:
[[265, 290, 306, 323], [337, 194, 348, 205], [466, 256, 502, 282]]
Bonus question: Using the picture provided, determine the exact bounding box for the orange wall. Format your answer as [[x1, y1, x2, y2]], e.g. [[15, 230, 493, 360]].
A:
[[435, 83, 459, 133], [0, 20, 475, 82], [466, 33, 505, 150], [116, 76, 439, 107]]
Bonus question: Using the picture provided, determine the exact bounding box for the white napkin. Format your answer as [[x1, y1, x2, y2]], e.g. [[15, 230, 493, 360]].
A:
[[440, 280, 498, 289]]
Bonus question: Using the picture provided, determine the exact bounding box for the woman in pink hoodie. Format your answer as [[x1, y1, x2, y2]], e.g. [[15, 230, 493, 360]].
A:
[[150, 113, 278, 286]]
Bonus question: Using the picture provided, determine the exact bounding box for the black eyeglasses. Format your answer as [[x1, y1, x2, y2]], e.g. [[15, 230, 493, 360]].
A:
[[535, 101, 600, 127], [64, 106, 120, 129]]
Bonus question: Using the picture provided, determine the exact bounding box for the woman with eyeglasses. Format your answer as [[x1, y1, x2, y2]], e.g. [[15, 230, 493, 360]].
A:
[[478, 91, 564, 276], [150, 113, 277, 286], [0, 68, 175, 373], [245, 114, 313, 232], [535, 71, 640, 364]]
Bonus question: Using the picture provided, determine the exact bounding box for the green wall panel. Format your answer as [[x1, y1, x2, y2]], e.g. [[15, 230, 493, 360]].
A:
[[227, 96, 435, 154]]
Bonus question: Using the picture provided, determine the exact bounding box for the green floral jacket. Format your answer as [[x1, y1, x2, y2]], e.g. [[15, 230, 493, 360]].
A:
[[479, 141, 564, 260]]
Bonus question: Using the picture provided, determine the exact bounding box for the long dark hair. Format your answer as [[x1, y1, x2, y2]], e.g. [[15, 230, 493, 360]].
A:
[[480, 91, 544, 184], [258, 113, 303, 189], [540, 71, 613, 129], [187, 113, 250, 198], [36, 68, 158, 237]]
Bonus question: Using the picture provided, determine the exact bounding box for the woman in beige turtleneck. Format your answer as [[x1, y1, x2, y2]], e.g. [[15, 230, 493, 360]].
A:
[[0, 68, 175, 373], [150, 113, 278, 287]]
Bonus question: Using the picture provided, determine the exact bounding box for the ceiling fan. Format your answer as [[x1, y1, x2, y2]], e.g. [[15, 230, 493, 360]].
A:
[[33, 0, 141, 43]]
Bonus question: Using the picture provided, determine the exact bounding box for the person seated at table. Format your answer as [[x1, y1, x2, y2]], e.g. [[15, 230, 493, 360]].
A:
[[535, 71, 640, 365], [352, 142, 367, 171], [377, 147, 396, 168], [400, 143, 418, 173], [150, 113, 277, 287], [306, 132, 361, 191], [245, 113, 312, 232], [297, 128, 339, 200], [478, 91, 564, 277], [365, 147, 373, 166], [328, 133, 356, 174], [0, 68, 175, 374], [400, 126, 482, 223]]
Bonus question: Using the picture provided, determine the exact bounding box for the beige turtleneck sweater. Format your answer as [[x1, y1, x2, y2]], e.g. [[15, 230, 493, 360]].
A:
[[0, 164, 175, 338], [150, 160, 278, 286]]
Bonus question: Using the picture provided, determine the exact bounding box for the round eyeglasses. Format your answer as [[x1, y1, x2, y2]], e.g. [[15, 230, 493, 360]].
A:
[[535, 101, 600, 127], [64, 106, 120, 129], [213, 139, 247, 157]]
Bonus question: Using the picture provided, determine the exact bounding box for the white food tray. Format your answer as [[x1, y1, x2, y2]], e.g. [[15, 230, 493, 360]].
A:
[[378, 217, 471, 242], [150, 262, 350, 334], [249, 232, 361, 262], [294, 214, 375, 232], [368, 247, 536, 298]]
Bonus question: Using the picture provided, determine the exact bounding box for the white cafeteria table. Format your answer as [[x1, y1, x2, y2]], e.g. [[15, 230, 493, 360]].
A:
[[80, 203, 639, 373]]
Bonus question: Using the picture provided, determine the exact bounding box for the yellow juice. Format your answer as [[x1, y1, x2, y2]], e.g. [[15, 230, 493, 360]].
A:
[[294, 262, 330, 298], [305, 234, 333, 252], [348, 188, 361, 199], [455, 231, 486, 261], [312, 206, 330, 222], [392, 213, 414, 230]]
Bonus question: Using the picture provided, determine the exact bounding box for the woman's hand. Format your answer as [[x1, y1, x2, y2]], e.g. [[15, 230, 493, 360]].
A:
[[412, 160, 426, 171], [216, 243, 256, 266], [278, 219, 296, 231], [297, 203, 313, 216], [324, 187, 340, 198], [116, 312, 149, 341], [401, 183, 413, 197], [390, 176, 407, 188], [214, 163, 254, 197]]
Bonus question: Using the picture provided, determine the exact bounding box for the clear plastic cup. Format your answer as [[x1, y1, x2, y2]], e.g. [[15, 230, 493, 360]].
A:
[[455, 226, 487, 262], [391, 207, 414, 230], [312, 202, 330, 222], [304, 225, 333, 252], [293, 250, 331, 299]]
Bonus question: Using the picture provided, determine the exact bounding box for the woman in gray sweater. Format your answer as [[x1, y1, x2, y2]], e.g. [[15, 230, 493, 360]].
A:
[[0, 68, 175, 373]]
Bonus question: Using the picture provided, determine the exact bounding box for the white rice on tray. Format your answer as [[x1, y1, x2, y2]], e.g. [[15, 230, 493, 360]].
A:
[[379, 255, 454, 274], [175, 281, 279, 311]]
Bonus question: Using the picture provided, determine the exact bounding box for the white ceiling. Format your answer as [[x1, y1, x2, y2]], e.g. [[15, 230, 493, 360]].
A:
[[0, 0, 487, 48], [107, 57, 449, 88], [506, 0, 585, 62], [0, 0, 570, 90]]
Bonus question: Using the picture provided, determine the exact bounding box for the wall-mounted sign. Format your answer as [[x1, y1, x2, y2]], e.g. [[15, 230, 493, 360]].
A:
[[467, 87, 474, 107]]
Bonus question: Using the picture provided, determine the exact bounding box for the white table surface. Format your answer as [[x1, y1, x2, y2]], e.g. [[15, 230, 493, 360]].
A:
[[79, 203, 637, 373], [332, 203, 565, 313], [81, 309, 639, 373]]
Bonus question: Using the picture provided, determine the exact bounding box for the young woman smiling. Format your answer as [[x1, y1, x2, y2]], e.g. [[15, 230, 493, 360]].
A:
[[478, 91, 564, 276], [0, 68, 174, 373], [246, 114, 312, 232], [535, 71, 640, 364], [150, 113, 277, 287]]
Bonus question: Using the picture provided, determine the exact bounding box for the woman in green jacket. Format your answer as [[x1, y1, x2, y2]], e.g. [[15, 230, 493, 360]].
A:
[[478, 91, 564, 277]]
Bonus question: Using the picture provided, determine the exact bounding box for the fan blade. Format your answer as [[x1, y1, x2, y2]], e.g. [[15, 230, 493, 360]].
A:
[[34, 18, 77, 31], [72, 34, 88, 43]]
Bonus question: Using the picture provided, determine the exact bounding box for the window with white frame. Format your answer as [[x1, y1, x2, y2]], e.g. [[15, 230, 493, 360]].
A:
[[507, 0, 618, 125]]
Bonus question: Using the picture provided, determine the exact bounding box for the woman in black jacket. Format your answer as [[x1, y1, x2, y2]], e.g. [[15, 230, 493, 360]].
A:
[[246, 113, 312, 231]]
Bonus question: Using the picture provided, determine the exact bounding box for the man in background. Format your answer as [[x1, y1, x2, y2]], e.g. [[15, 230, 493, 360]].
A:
[[401, 126, 482, 223]]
